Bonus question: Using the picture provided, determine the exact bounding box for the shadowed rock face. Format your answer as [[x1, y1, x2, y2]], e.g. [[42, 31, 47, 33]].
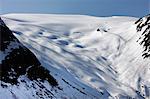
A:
[[0, 17, 58, 86], [135, 14, 150, 58]]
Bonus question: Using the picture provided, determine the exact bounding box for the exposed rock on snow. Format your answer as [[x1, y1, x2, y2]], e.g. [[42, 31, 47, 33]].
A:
[[135, 14, 150, 58], [0, 17, 59, 98]]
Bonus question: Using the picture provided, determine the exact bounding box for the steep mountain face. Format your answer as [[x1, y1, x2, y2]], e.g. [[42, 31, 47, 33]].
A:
[[135, 14, 150, 58], [0, 18, 59, 98], [0, 14, 150, 99], [0, 18, 58, 86]]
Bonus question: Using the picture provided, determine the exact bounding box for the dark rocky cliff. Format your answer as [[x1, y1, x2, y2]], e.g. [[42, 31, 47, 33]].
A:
[[135, 14, 150, 58], [0, 17, 58, 87]]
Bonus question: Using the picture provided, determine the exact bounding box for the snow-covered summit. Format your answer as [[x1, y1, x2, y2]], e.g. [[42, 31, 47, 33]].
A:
[[1, 14, 150, 99], [136, 14, 150, 31]]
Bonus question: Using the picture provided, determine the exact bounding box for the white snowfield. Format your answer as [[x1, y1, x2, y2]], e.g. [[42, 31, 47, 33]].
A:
[[1, 14, 150, 99]]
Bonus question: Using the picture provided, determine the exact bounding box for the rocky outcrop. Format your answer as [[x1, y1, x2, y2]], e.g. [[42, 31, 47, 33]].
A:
[[0, 17, 58, 87], [135, 14, 150, 58]]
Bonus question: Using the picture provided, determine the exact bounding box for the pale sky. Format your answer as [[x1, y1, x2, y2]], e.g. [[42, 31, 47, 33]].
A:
[[1, 0, 149, 17]]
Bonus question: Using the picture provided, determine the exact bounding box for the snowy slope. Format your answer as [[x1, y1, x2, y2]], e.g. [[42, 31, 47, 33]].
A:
[[1, 14, 150, 99]]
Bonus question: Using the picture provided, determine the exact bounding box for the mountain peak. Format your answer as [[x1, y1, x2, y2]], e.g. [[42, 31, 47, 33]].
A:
[[135, 14, 150, 31]]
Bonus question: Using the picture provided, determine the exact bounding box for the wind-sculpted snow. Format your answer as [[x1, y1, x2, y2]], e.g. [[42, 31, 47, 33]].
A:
[[1, 14, 150, 99]]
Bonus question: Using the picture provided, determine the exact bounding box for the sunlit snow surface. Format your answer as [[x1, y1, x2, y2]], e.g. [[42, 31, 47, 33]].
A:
[[1, 14, 150, 99]]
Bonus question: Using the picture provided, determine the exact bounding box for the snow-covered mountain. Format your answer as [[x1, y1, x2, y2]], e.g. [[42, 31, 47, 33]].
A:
[[0, 14, 150, 99], [135, 14, 150, 58]]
